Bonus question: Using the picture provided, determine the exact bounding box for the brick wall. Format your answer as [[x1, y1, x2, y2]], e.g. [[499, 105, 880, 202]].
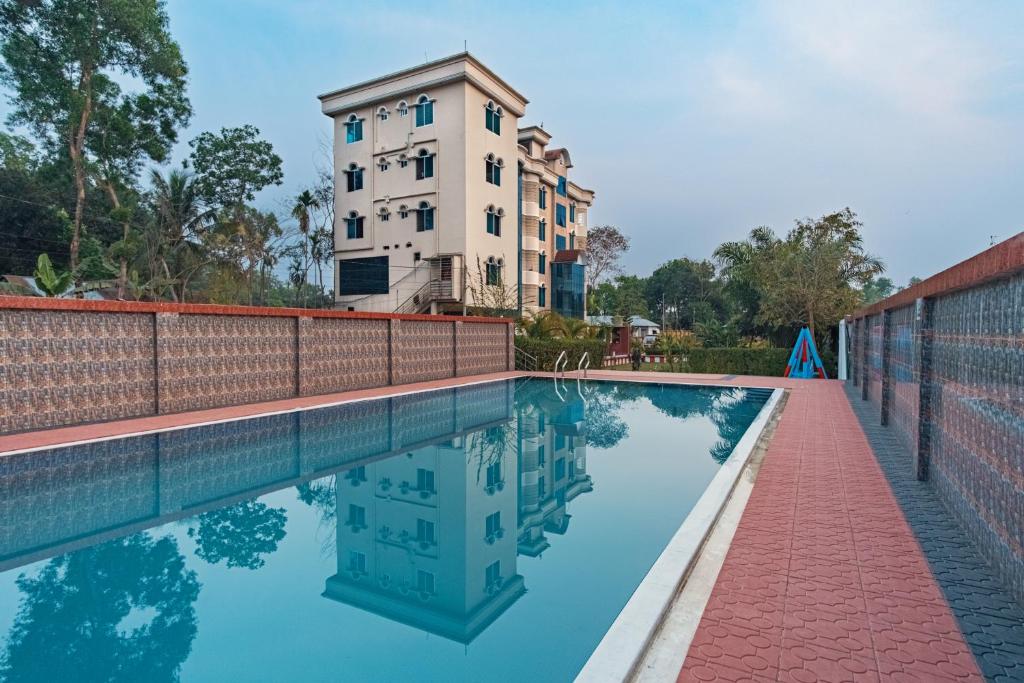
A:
[[0, 297, 513, 435], [847, 232, 1024, 602]]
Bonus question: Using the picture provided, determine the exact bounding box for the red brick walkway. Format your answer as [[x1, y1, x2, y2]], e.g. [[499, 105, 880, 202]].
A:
[[678, 380, 982, 682]]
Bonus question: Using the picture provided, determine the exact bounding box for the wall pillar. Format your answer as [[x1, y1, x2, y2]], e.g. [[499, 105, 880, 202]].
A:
[[453, 321, 461, 377], [861, 317, 870, 401], [880, 309, 892, 426], [914, 297, 935, 481], [387, 319, 396, 385]]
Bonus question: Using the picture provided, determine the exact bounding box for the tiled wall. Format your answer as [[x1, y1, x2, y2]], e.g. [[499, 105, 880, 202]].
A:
[[0, 300, 512, 435], [849, 270, 1024, 602]]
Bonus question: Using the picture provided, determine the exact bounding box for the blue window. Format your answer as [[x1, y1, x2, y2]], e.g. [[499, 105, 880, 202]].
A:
[[417, 570, 434, 594], [538, 253, 546, 275], [485, 154, 502, 185], [570, 203, 576, 223], [339, 255, 388, 295], [416, 202, 434, 231], [417, 468, 435, 493], [417, 518, 435, 544], [485, 560, 501, 588], [345, 115, 363, 143], [485, 101, 502, 134], [570, 232, 575, 250], [345, 163, 363, 192], [485, 257, 501, 285], [556, 175, 567, 196], [348, 504, 366, 527], [345, 212, 364, 239], [539, 187, 547, 209], [555, 458, 565, 481], [485, 511, 501, 538], [538, 285, 546, 307], [348, 551, 366, 573], [555, 204, 566, 227], [415, 95, 433, 126], [538, 219, 546, 241], [555, 234, 566, 251], [415, 149, 434, 179], [486, 206, 502, 236], [486, 459, 501, 487]]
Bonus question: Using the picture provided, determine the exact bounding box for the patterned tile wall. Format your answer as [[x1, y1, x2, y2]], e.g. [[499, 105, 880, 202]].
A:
[[868, 313, 883, 404], [299, 318, 389, 395], [156, 314, 297, 414], [0, 310, 156, 433], [392, 389, 458, 448], [391, 319, 455, 385], [456, 322, 509, 377], [850, 271, 1024, 602], [889, 304, 920, 455], [298, 400, 391, 475]]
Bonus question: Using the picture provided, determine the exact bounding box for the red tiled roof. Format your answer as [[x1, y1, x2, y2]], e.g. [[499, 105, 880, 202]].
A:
[[552, 249, 584, 263]]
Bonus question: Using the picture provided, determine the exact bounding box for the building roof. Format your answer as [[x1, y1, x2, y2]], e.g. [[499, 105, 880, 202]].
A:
[[551, 249, 584, 264], [586, 315, 660, 329], [544, 148, 572, 167], [0, 275, 108, 300]]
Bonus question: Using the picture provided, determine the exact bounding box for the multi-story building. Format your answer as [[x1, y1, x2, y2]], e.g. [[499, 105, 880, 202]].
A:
[[318, 53, 594, 318]]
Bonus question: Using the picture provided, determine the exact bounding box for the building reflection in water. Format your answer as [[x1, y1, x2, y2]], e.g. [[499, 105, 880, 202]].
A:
[[323, 379, 594, 643]]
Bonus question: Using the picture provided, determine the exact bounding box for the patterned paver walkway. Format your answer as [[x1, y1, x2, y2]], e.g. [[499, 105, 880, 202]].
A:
[[678, 379, 983, 682]]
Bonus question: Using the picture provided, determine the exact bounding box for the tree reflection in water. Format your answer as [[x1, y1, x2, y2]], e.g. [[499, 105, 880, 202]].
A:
[[187, 500, 287, 570], [0, 534, 200, 683]]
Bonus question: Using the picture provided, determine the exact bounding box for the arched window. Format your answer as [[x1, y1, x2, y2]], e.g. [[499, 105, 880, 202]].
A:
[[378, 157, 389, 172], [415, 148, 434, 179], [538, 251, 547, 275], [397, 153, 408, 168], [485, 205, 503, 237], [345, 211, 364, 239], [345, 114, 363, 143], [345, 162, 364, 192], [397, 100, 408, 117], [377, 106, 389, 121], [414, 94, 433, 127], [416, 201, 435, 232], [485, 256, 503, 286], [378, 207, 390, 222], [538, 218, 546, 241], [570, 202, 576, 223], [398, 204, 409, 219], [484, 154, 502, 186], [485, 100, 502, 135]]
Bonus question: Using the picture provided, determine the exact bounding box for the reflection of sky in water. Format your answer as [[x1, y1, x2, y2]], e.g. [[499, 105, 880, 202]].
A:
[[0, 380, 769, 682]]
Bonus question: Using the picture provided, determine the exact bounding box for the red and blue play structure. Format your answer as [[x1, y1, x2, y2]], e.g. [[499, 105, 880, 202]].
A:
[[784, 327, 828, 379]]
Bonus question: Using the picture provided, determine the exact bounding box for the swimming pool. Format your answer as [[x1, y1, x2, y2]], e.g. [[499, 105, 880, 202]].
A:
[[0, 378, 773, 682]]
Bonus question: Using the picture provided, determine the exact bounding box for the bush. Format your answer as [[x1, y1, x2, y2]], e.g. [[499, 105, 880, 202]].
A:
[[667, 347, 838, 377], [515, 337, 606, 372]]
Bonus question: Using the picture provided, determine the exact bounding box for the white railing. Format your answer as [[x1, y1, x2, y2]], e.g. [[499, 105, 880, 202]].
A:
[[577, 351, 590, 378], [553, 350, 568, 377]]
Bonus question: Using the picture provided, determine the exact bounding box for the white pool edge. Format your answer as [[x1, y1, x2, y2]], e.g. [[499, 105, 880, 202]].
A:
[[573, 387, 785, 683]]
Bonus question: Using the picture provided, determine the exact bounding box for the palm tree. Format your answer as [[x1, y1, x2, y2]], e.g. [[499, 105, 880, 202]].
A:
[[150, 168, 211, 302], [291, 190, 319, 308]]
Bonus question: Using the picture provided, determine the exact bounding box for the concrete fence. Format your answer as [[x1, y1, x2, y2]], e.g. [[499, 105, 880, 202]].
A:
[[0, 297, 514, 435], [847, 232, 1024, 602]]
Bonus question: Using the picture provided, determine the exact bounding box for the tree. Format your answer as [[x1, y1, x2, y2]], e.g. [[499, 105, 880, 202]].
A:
[[0, 0, 190, 271], [149, 167, 212, 302], [32, 253, 72, 296], [187, 500, 287, 570], [861, 276, 895, 305], [584, 225, 630, 290], [187, 125, 283, 210], [645, 258, 724, 330], [467, 255, 518, 317], [291, 189, 319, 307], [714, 226, 776, 338]]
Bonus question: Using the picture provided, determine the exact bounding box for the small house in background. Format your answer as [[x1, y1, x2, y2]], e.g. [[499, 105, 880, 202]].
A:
[[587, 315, 661, 345], [0, 275, 112, 300]]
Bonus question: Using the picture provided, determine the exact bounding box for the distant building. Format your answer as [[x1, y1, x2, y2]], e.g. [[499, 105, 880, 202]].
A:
[[588, 315, 661, 344], [318, 52, 595, 317]]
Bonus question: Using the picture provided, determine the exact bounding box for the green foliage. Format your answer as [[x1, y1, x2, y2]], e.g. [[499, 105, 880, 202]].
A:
[[32, 253, 73, 296], [514, 337, 606, 371], [188, 125, 283, 209], [645, 257, 724, 329], [861, 275, 896, 304], [187, 500, 287, 570], [589, 274, 649, 318], [694, 318, 740, 347], [641, 347, 837, 377]]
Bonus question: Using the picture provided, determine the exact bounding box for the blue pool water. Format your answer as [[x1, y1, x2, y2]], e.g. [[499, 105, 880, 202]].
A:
[[0, 379, 771, 683]]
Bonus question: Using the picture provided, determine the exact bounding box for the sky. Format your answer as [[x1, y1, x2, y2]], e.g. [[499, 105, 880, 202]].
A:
[[132, 1, 1024, 284]]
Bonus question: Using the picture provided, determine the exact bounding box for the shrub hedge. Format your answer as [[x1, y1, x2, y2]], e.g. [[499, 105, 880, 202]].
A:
[[515, 338, 606, 371], [669, 347, 837, 377]]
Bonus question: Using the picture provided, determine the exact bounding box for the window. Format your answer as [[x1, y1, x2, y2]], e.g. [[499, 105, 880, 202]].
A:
[[555, 433, 566, 450], [378, 207, 389, 222], [485, 560, 501, 588], [538, 219, 546, 241], [555, 234, 566, 251], [416, 201, 434, 231], [570, 203, 576, 223], [416, 570, 435, 594], [348, 551, 366, 573], [486, 458, 501, 487], [485, 512, 501, 539], [345, 163, 364, 192], [539, 187, 547, 209], [348, 504, 366, 527], [345, 211, 365, 239], [377, 106, 389, 121], [416, 518, 435, 544], [378, 157, 389, 172], [485, 256, 502, 286], [538, 285, 546, 307], [485, 206, 503, 236], [538, 443, 545, 465], [415, 149, 434, 179], [338, 255, 388, 294], [345, 114, 363, 143], [417, 468, 435, 493], [413, 251, 421, 262], [555, 457, 565, 481], [484, 154, 502, 186], [414, 94, 433, 126], [555, 204, 566, 227], [538, 253, 546, 275], [398, 154, 408, 168], [570, 232, 575, 249], [397, 100, 408, 117], [485, 100, 502, 134], [556, 175, 567, 196], [538, 475, 546, 499]]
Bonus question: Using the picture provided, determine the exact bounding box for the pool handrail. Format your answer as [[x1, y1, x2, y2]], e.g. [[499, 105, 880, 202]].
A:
[[577, 351, 590, 378], [554, 350, 568, 377]]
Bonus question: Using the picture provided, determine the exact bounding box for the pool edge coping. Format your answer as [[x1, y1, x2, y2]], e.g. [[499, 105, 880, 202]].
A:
[[573, 386, 786, 683]]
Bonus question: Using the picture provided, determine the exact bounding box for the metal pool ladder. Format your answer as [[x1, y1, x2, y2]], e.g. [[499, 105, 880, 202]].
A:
[[577, 351, 590, 378], [554, 350, 568, 377]]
